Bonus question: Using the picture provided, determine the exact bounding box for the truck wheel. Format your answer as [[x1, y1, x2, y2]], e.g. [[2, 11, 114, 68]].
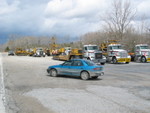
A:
[[141, 56, 146, 63], [112, 57, 117, 64], [50, 69, 57, 77], [81, 71, 89, 80]]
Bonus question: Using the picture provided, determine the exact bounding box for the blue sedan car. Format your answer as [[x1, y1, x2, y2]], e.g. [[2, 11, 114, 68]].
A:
[[47, 59, 104, 80]]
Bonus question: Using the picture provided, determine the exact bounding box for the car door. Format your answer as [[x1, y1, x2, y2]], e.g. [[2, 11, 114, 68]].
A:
[[69, 60, 84, 76], [60, 60, 73, 75]]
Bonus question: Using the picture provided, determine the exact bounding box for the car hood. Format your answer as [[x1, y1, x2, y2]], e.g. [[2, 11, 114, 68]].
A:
[[48, 64, 62, 68]]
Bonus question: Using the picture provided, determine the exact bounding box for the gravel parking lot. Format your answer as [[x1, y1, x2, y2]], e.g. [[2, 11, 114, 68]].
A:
[[1, 53, 150, 113]]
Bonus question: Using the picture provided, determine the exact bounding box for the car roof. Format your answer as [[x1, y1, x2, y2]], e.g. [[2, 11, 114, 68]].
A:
[[69, 59, 89, 63], [70, 59, 83, 61]]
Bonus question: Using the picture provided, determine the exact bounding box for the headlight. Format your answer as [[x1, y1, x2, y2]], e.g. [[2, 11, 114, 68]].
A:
[[141, 51, 148, 56], [103, 55, 106, 59]]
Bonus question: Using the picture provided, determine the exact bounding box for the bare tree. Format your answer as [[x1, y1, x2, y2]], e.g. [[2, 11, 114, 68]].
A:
[[104, 0, 136, 40]]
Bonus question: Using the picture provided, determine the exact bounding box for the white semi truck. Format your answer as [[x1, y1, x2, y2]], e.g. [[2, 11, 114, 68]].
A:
[[83, 44, 106, 65], [32, 48, 45, 57], [133, 44, 150, 62], [106, 44, 131, 64], [100, 40, 131, 64]]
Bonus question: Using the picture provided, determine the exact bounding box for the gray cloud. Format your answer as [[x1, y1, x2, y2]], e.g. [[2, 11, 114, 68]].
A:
[[0, 0, 150, 44]]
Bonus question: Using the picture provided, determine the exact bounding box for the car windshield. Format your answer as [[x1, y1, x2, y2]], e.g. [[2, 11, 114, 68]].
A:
[[112, 46, 122, 49], [9, 51, 13, 53], [88, 46, 98, 50], [140, 46, 149, 49], [84, 60, 96, 66]]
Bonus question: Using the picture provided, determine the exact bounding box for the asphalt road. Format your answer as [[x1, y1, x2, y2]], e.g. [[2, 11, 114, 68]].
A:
[[1, 53, 150, 113]]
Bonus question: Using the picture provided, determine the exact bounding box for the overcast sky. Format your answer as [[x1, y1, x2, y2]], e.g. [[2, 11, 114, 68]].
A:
[[0, 0, 150, 44]]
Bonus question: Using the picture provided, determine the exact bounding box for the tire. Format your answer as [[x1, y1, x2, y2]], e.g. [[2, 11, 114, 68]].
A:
[[101, 63, 105, 65], [92, 76, 98, 79], [50, 69, 57, 77], [80, 71, 89, 80], [141, 56, 146, 63], [87, 58, 90, 60], [112, 57, 117, 64], [126, 62, 129, 64]]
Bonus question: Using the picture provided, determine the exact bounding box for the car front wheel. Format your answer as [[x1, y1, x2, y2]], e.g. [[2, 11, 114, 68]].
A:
[[81, 71, 89, 80], [50, 69, 57, 77]]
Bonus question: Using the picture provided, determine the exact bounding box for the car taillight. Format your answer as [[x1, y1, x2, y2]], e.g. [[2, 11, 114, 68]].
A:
[[93, 67, 102, 70]]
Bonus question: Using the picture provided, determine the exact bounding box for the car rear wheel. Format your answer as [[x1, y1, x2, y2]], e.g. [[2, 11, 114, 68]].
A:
[[81, 71, 89, 80], [101, 63, 105, 65], [50, 69, 57, 77]]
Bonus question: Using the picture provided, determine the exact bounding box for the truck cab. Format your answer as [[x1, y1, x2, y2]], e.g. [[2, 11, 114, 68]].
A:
[[33, 48, 45, 57], [134, 44, 150, 62], [83, 45, 106, 65], [107, 44, 131, 64]]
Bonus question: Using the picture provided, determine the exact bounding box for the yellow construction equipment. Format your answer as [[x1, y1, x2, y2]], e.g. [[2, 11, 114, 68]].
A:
[[15, 48, 29, 56], [53, 47, 83, 61]]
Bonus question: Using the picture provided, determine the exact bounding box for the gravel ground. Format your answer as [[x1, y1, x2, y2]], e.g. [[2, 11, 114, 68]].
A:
[[25, 86, 150, 113], [1, 53, 150, 113]]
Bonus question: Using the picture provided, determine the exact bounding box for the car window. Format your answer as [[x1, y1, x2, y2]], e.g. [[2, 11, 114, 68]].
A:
[[72, 60, 83, 66], [63, 61, 72, 66], [84, 60, 95, 66]]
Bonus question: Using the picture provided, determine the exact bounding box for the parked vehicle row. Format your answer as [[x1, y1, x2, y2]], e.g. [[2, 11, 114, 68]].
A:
[[7, 41, 150, 64], [8, 48, 46, 57]]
